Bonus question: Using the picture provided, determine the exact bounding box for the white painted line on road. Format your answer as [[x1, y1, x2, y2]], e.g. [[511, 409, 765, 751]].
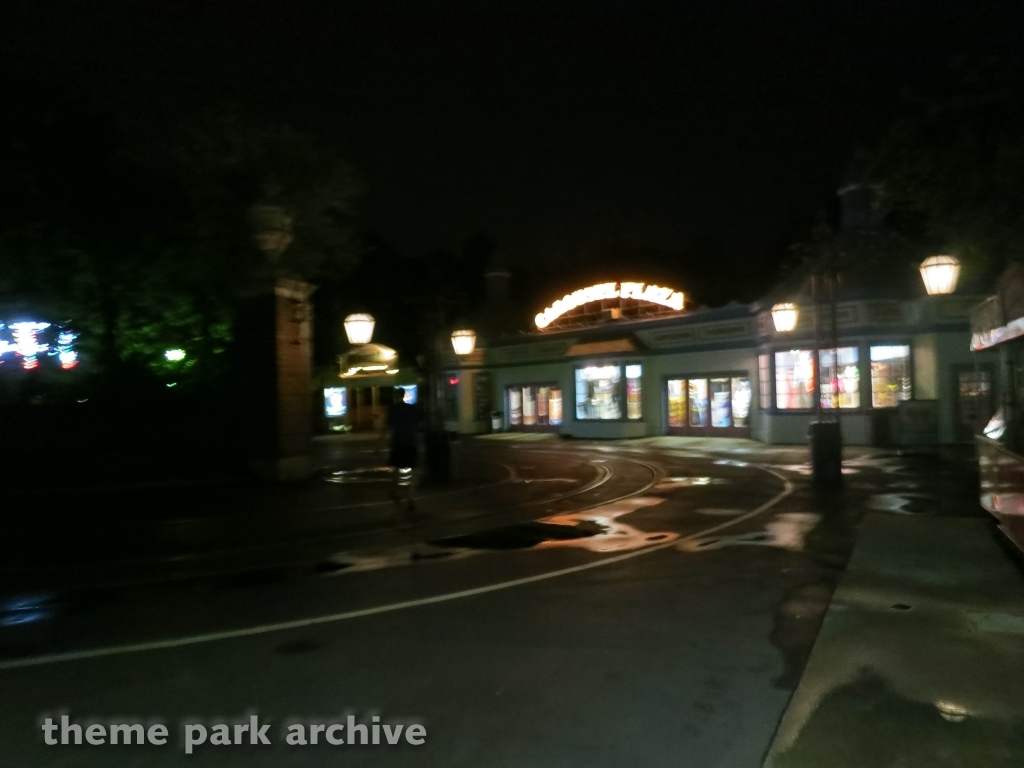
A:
[[0, 463, 792, 672]]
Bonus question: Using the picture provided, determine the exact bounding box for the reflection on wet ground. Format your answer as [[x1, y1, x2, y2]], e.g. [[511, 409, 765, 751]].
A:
[[768, 673, 1024, 768], [317, 497, 677, 574], [324, 467, 394, 484], [865, 493, 938, 515], [770, 580, 836, 690], [535, 497, 678, 553], [653, 476, 728, 491], [678, 513, 820, 553]]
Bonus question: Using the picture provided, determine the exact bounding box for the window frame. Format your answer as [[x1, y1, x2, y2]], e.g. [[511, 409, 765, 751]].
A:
[[758, 339, 914, 413], [505, 381, 565, 431], [868, 342, 915, 409], [662, 370, 752, 437], [572, 362, 645, 423], [773, 349, 818, 412]]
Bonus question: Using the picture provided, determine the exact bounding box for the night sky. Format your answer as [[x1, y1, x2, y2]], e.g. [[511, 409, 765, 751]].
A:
[[3, 0, 1023, 269]]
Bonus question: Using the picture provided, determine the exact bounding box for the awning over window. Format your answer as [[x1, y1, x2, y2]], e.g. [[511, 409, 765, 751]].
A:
[[565, 338, 636, 357]]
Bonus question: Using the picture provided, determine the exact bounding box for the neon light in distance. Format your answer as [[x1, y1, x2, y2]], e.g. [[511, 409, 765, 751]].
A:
[[0, 322, 78, 370], [535, 281, 685, 329]]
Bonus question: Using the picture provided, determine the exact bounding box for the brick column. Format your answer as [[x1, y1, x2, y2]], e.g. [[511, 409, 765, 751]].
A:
[[235, 277, 316, 482]]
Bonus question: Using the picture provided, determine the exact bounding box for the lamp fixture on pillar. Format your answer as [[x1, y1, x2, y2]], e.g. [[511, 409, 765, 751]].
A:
[[344, 313, 375, 345], [919, 255, 961, 296], [451, 329, 477, 356], [771, 302, 799, 333]]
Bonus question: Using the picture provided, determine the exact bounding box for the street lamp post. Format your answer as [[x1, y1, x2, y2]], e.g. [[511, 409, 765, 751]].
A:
[[772, 256, 842, 487], [423, 327, 477, 484]]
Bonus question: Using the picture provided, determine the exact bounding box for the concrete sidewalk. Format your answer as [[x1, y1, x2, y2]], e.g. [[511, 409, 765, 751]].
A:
[[763, 513, 1024, 767]]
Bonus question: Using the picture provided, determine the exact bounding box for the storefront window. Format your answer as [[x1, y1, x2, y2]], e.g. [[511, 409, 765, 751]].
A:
[[324, 387, 347, 417], [731, 377, 751, 427], [548, 387, 563, 425], [819, 347, 860, 409], [710, 378, 731, 427], [775, 350, 815, 409], [625, 364, 643, 420], [667, 379, 686, 427], [522, 385, 537, 425], [688, 379, 708, 427], [508, 385, 562, 428], [870, 345, 911, 408], [758, 354, 771, 409], [575, 366, 623, 420], [509, 387, 522, 425]]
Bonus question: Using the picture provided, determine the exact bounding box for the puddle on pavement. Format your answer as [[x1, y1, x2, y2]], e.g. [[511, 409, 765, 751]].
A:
[[773, 464, 860, 476], [770, 579, 835, 690], [317, 496, 677, 575], [654, 476, 729, 491], [678, 512, 821, 553], [324, 467, 394, 484], [866, 493, 937, 515], [769, 672, 1024, 768]]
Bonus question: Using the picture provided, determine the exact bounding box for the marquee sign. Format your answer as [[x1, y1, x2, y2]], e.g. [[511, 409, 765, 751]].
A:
[[535, 281, 685, 329]]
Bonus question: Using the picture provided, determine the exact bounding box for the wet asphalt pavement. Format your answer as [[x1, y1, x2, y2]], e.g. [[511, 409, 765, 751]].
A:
[[0, 435, 993, 767]]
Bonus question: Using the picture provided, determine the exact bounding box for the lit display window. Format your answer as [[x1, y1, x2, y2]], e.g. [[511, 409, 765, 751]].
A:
[[731, 376, 751, 427], [575, 366, 623, 420], [668, 379, 686, 427], [324, 387, 347, 417], [775, 350, 815, 409], [625, 364, 643, 420], [667, 374, 750, 432], [509, 388, 523, 425], [819, 347, 860, 409], [688, 379, 708, 426], [870, 345, 911, 408], [507, 385, 562, 428]]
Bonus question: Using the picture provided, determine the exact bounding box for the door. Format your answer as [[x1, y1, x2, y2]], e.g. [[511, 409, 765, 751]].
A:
[[954, 365, 994, 442]]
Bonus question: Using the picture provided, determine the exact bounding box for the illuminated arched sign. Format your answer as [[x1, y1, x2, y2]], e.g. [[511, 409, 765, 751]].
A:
[[535, 281, 685, 329]]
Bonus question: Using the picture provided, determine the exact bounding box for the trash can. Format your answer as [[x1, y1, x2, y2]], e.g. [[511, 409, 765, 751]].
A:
[[490, 411, 503, 432], [809, 421, 842, 486]]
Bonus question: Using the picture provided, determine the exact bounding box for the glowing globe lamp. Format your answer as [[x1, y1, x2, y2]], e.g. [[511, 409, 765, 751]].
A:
[[771, 303, 799, 333], [451, 329, 477, 356], [919, 255, 961, 296], [344, 313, 375, 345]]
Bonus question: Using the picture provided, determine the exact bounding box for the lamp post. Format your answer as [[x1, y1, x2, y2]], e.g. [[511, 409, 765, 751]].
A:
[[772, 261, 842, 487], [421, 327, 475, 485], [919, 255, 961, 296]]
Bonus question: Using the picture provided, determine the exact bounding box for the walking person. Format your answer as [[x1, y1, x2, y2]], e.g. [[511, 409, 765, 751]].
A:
[[386, 386, 420, 511]]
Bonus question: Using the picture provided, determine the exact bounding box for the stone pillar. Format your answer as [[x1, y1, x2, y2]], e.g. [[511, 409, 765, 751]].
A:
[[235, 277, 316, 482]]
